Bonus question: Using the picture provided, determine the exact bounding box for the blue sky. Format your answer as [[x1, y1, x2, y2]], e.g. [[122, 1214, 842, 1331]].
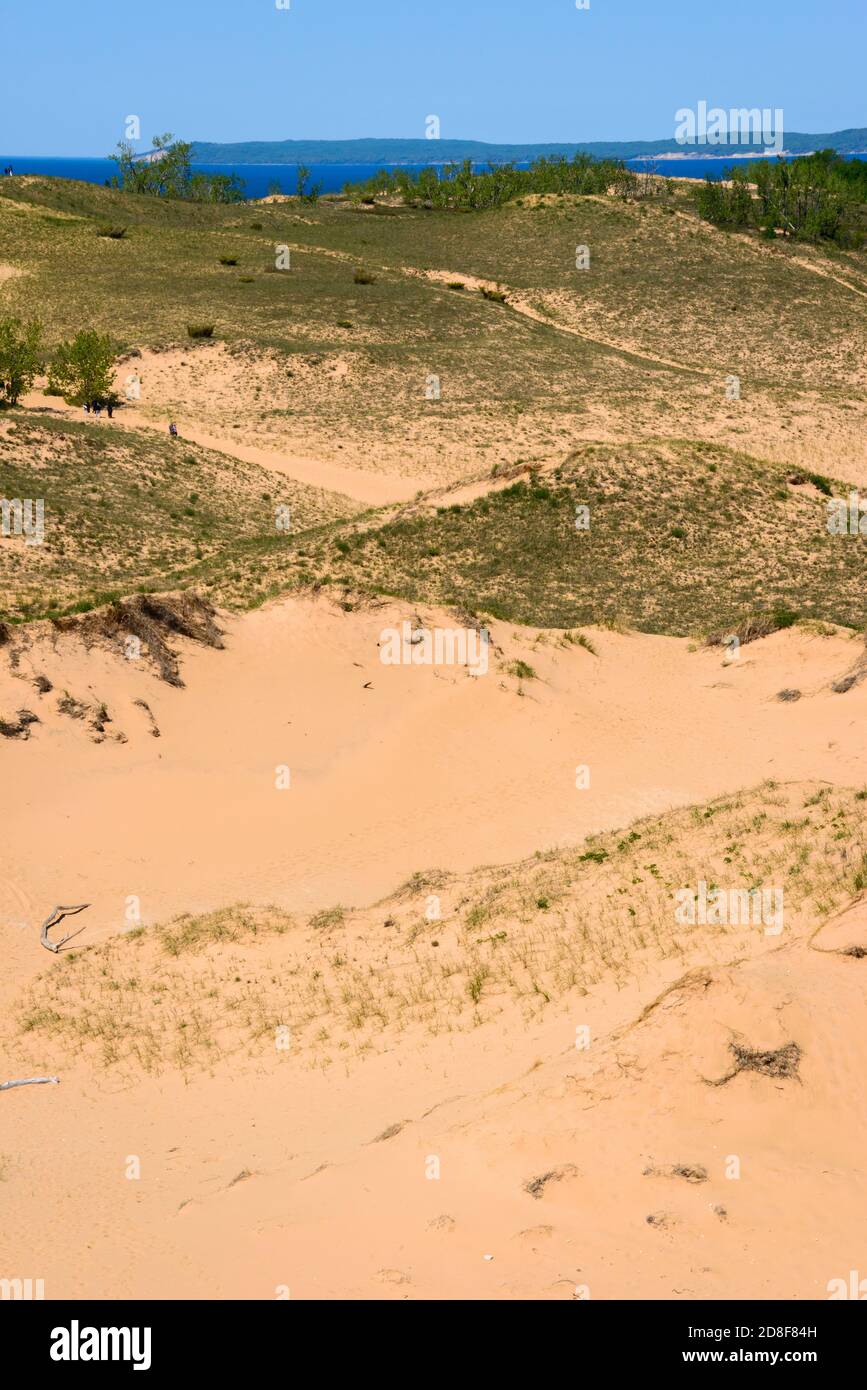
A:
[[2, 0, 865, 155]]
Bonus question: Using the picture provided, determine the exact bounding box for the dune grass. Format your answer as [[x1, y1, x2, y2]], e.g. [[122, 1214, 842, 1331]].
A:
[[13, 782, 865, 1076], [1, 176, 865, 634], [0, 412, 355, 622], [176, 437, 867, 637], [2, 174, 864, 440]]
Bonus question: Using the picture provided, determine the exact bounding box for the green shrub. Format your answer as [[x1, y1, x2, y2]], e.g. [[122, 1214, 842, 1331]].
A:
[[47, 328, 116, 409], [0, 317, 43, 406]]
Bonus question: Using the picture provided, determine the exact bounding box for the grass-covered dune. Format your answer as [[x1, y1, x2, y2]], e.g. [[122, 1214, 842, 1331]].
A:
[[2, 174, 865, 396], [0, 413, 354, 622], [1, 174, 866, 634], [188, 439, 867, 638], [5, 418, 864, 636]]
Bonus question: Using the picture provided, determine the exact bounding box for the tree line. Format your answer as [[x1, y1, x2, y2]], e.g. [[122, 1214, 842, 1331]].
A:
[[0, 321, 118, 410], [342, 154, 649, 210], [695, 151, 867, 246]]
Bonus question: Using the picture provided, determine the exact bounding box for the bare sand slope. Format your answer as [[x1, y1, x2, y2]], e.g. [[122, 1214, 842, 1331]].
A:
[[1, 595, 865, 970], [244, 932, 867, 1301], [3, 845, 864, 1300]]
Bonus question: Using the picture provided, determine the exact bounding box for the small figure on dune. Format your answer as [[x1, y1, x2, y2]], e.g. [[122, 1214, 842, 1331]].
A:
[[106, 401, 113, 419], [169, 421, 178, 438]]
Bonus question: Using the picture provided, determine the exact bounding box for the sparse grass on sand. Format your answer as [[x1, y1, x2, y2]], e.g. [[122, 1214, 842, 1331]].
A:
[[2, 173, 865, 496], [188, 438, 867, 637], [0, 413, 355, 622], [13, 781, 865, 1076], [1, 173, 865, 630]]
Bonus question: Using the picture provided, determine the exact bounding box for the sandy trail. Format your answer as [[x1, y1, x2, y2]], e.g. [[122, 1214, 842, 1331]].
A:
[[786, 254, 867, 299], [408, 266, 716, 376], [142, 423, 423, 505], [21, 388, 423, 507]]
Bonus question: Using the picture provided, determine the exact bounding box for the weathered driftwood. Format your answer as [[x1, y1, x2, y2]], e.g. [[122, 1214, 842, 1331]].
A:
[[40, 903, 90, 953], [0, 1076, 60, 1091]]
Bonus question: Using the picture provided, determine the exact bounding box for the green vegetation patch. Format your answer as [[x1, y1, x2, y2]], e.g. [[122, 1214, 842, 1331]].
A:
[[289, 440, 867, 636], [0, 413, 355, 621]]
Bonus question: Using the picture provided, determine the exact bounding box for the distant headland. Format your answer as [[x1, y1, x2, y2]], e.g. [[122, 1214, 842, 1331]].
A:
[[188, 129, 867, 165]]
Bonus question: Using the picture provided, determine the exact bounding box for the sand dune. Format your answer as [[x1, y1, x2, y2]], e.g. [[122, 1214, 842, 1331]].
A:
[[2, 768, 864, 1298], [3, 160, 866, 1305], [1, 596, 865, 955]]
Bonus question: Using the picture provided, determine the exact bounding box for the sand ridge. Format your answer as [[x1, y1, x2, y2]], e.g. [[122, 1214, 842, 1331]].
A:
[[2, 593, 866, 960]]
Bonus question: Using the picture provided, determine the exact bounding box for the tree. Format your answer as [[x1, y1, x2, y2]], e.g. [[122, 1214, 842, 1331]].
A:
[[295, 164, 323, 204], [110, 132, 244, 204], [0, 317, 42, 406], [48, 330, 117, 409]]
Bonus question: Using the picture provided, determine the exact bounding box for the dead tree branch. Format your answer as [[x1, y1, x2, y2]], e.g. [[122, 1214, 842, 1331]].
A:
[[0, 1076, 60, 1091], [40, 903, 90, 953]]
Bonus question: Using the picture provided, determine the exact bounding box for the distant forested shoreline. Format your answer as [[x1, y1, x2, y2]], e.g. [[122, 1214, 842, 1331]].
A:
[[189, 130, 867, 166]]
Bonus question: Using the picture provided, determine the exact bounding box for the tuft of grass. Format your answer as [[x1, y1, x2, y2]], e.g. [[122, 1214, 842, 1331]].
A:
[[505, 659, 537, 680], [158, 905, 291, 957], [564, 630, 598, 655], [467, 967, 490, 1004], [310, 906, 346, 931], [187, 323, 215, 339], [707, 603, 800, 650]]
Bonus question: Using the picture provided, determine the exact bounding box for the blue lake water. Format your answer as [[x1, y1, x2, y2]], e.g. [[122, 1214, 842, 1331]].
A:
[[1, 154, 864, 198]]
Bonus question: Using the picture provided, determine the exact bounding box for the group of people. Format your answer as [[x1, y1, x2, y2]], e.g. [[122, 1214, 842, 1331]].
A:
[[2, 165, 13, 177], [81, 399, 179, 437]]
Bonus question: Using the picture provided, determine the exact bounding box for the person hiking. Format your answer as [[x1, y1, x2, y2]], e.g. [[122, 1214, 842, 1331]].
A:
[[106, 401, 113, 419], [169, 422, 178, 438]]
